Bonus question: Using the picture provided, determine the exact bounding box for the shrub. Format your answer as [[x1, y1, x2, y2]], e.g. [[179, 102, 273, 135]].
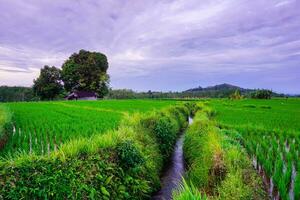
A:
[[229, 90, 243, 100], [154, 115, 178, 159], [251, 89, 272, 99], [117, 140, 144, 169]]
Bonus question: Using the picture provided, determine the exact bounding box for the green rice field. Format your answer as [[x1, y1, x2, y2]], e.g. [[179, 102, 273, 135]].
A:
[[1, 98, 300, 199], [0, 99, 178, 157], [209, 98, 300, 200]]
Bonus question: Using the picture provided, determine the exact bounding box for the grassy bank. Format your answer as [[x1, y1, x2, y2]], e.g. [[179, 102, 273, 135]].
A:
[[173, 105, 267, 200], [0, 102, 194, 199]]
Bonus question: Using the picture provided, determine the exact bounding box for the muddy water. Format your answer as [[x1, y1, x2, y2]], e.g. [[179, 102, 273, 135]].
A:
[[152, 117, 193, 200]]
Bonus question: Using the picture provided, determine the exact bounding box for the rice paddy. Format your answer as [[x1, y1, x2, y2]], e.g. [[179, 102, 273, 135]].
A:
[[210, 98, 300, 200], [0, 99, 178, 157]]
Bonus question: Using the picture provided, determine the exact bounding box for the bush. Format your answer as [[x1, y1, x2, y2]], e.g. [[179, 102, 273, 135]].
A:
[[154, 115, 178, 159], [251, 89, 272, 99], [117, 140, 144, 169]]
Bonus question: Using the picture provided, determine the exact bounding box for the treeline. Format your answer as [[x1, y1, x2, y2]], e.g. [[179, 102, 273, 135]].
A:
[[0, 86, 37, 102], [0, 87, 290, 102], [107, 89, 287, 99]]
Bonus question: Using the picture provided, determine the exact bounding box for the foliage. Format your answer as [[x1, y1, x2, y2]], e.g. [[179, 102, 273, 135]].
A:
[[117, 140, 144, 169], [107, 89, 137, 99], [176, 107, 268, 199], [0, 86, 37, 102], [251, 89, 272, 99], [153, 115, 179, 159], [229, 90, 243, 100], [106, 83, 286, 99], [33, 65, 63, 100], [61, 49, 110, 98]]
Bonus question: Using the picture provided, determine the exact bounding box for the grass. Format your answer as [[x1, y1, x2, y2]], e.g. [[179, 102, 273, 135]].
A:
[[209, 98, 300, 200], [176, 106, 267, 199], [209, 98, 300, 133], [1, 99, 179, 157], [0, 104, 12, 138], [0, 102, 193, 199]]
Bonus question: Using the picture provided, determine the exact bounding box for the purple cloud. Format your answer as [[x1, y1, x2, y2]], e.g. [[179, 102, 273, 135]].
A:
[[0, 0, 299, 93]]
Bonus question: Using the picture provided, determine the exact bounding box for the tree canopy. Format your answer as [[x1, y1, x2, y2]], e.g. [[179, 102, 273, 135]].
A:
[[61, 49, 110, 98], [251, 89, 272, 99], [0, 86, 36, 102], [33, 65, 63, 100]]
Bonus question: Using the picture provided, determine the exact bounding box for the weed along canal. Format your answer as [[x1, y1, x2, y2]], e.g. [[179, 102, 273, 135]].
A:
[[152, 117, 193, 200]]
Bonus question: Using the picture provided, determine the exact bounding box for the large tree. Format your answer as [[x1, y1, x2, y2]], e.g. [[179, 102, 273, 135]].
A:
[[61, 49, 110, 98], [33, 65, 63, 100]]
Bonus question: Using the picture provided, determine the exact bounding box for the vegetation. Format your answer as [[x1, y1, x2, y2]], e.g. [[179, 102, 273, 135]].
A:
[[0, 105, 12, 144], [229, 90, 243, 100], [1, 83, 289, 102], [106, 84, 287, 99], [0, 102, 193, 199], [173, 105, 268, 199], [210, 98, 300, 132], [251, 89, 272, 99], [0, 86, 36, 102], [33, 65, 63, 100], [1, 96, 299, 199], [210, 98, 300, 199], [0, 100, 179, 157], [61, 49, 110, 98]]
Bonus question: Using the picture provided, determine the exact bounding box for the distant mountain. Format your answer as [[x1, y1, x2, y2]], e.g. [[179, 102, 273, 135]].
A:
[[185, 83, 247, 92], [183, 83, 287, 98]]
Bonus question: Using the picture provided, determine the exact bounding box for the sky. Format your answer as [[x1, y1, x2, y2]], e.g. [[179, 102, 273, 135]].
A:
[[0, 0, 300, 94]]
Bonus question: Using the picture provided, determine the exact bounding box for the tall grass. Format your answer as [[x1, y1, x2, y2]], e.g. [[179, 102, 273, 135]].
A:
[[173, 179, 207, 200], [175, 106, 267, 199]]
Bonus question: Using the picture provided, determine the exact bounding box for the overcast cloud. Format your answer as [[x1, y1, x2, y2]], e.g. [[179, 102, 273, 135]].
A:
[[0, 0, 299, 93]]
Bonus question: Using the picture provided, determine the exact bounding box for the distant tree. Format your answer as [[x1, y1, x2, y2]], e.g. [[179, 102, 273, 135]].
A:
[[61, 49, 110, 98], [0, 86, 37, 102], [107, 89, 136, 99], [33, 65, 63, 100], [147, 90, 154, 98], [230, 90, 243, 100], [251, 89, 272, 99]]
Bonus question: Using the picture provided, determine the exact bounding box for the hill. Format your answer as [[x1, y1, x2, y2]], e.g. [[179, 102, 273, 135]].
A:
[[183, 83, 286, 98], [185, 83, 251, 92], [183, 83, 254, 98]]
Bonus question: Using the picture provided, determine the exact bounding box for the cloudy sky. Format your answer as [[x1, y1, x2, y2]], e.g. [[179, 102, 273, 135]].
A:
[[0, 0, 299, 93]]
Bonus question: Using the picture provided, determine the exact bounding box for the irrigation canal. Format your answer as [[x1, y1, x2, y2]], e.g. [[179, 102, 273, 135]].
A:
[[152, 117, 193, 200]]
